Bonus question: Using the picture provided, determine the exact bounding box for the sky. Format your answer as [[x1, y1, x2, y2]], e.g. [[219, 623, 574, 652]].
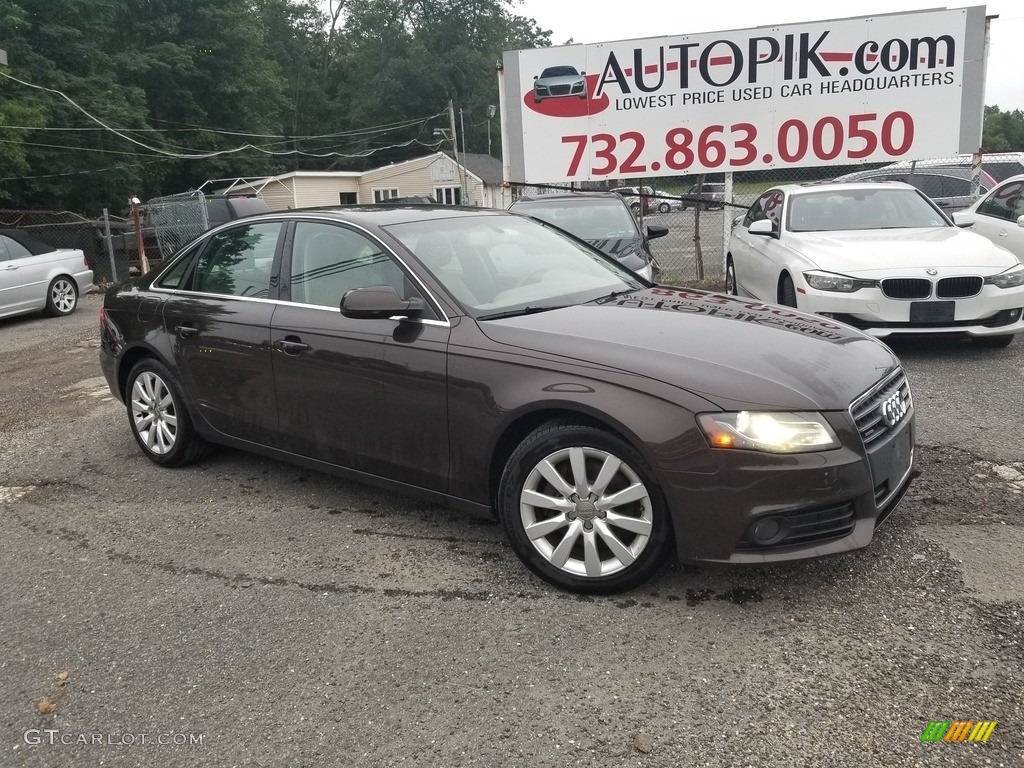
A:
[[512, 0, 1023, 110]]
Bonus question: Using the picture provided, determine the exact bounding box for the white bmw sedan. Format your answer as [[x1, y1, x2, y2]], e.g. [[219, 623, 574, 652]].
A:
[[0, 229, 94, 321], [726, 182, 1024, 348]]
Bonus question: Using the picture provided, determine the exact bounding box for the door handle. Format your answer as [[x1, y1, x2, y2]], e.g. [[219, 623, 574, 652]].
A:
[[275, 338, 310, 354], [4, 264, 17, 270], [175, 324, 198, 338]]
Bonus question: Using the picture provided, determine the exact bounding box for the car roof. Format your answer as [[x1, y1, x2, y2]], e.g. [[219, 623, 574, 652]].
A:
[[0, 228, 57, 255], [778, 180, 919, 196], [210, 204, 516, 229], [512, 192, 624, 204]]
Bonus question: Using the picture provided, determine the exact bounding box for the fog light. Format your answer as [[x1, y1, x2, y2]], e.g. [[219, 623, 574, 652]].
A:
[[1010, 308, 1022, 321], [749, 516, 788, 546]]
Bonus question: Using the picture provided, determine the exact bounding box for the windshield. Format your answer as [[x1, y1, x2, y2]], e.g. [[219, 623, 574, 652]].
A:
[[540, 66, 580, 78], [511, 198, 639, 241], [787, 187, 950, 232], [386, 214, 644, 318]]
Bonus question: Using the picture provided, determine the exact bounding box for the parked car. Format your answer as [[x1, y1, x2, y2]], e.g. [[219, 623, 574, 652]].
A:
[[952, 174, 1024, 263], [100, 205, 915, 593], [879, 152, 1024, 183], [679, 182, 726, 211], [609, 186, 654, 215], [532, 66, 588, 103], [726, 182, 1024, 347], [509, 192, 664, 281], [0, 229, 94, 320], [832, 165, 994, 213]]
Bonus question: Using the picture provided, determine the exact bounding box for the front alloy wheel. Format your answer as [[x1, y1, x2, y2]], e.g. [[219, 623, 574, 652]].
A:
[[725, 258, 738, 295], [499, 423, 671, 593]]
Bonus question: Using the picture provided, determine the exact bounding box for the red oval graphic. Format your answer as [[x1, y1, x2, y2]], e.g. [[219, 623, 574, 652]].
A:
[[524, 74, 609, 118]]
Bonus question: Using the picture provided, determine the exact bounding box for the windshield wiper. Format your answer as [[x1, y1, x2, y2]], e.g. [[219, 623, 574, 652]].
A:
[[477, 305, 571, 321], [587, 288, 640, 305]]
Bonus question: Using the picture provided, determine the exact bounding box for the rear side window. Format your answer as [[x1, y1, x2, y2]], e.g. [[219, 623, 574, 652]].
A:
[[191, 222, 282, 298]]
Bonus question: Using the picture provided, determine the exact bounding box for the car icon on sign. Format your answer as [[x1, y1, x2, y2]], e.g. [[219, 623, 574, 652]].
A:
[[533, 66, 587, 103]]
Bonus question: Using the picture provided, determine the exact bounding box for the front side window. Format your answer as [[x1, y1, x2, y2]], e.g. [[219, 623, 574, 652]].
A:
[[191, 222, 282, 298], [744, 191, 782, 228], [0, 235, 32, 261], [977, 181, 1024, 222], [289, 221, 408, 308]]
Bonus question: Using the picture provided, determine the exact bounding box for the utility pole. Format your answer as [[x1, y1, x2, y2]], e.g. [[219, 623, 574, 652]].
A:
[[448, 100, 468, 204]]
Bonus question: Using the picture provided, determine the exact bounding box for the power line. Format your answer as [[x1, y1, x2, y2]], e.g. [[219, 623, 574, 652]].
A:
[[1, 71, 450, 159]]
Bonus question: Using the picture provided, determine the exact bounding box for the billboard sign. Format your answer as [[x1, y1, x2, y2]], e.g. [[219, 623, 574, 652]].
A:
[[500, 7, 988, 183]]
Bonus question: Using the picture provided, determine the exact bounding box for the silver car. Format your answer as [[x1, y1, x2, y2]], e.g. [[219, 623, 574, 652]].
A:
[[0, 229, 94, 320], [533, 66, 587, 103]]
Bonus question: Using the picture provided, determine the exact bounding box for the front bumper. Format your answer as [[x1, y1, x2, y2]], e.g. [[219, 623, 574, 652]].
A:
[[795, 282, 1024, 338], [660, 398, 915, 565]]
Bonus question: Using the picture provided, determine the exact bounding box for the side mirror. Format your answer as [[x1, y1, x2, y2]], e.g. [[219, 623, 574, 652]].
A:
[[748, 219, 776, 237], [341, 285, 425, 320], [952, 211, 975, 228], [646, 223, 669, 240]]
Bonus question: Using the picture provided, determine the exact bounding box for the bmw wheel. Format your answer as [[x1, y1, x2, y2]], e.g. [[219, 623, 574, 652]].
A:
[[126, 358, 209, 467], [43, 276, 78, 317], [780, 274, 798, 308], [499, 422, 672, 593], [657, 201, 671, 214], [725, 258, 738, 295]]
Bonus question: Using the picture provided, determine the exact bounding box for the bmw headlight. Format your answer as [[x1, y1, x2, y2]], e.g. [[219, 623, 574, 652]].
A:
[[803, 270, 875, 293], [697, 411, 841, 453], [984, 264, 1024, 289]]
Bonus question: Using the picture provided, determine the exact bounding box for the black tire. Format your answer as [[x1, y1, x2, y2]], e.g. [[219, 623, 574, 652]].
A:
[[725, 257, 738, 296], [971, 334, 1014, 348], [125, 358, 210, 467], [498, 422, 673, 593], [657, 201, 671, 214], [629, 202, 641, 215], [43, 276, 78, 317], [780, 274, 798, 308]]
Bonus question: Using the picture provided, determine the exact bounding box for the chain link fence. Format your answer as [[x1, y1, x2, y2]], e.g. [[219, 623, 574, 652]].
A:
[[510, 152, 1007, 288]]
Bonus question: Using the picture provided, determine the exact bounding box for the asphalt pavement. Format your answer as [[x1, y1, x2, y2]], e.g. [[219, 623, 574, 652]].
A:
[[1, 292, 1021, 767]]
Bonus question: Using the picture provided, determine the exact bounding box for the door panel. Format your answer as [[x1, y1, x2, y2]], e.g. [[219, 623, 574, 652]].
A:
[[272, 221, 450, 490], [161, 222, 283, 441]]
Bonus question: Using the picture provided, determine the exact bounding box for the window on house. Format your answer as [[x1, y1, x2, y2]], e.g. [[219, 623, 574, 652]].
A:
[[339, 193, 357, 205], [434, 187, 462, 205], [373, 188, 400, 203]]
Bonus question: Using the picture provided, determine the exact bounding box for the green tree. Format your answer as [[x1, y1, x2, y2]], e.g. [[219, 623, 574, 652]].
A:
[[982, 105, 1024, 151]]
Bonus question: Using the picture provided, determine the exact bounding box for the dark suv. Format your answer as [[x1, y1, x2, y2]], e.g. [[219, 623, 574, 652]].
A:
[[509, 193, 665, 281]]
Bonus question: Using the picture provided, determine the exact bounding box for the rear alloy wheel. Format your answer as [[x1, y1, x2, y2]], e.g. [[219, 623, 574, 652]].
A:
[[43, 276, 78, 317], [126, 358, 209, 467], [499, 423, 672, 593], [629, 202, 641, 215], [657, 201, 672, 214], [725, 258, 738, 295], [971, 334, 1014, 348], [780, 274, 798, 308]]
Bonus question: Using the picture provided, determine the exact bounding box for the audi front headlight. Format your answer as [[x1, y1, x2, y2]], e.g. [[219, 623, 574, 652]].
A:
[[697, 411, 841, 453], [984, 264, 1024, 289], [803, 270, 875, 293]]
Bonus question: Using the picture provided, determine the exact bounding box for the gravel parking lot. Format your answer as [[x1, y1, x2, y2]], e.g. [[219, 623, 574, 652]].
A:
[[2, 291, 1022, 767]]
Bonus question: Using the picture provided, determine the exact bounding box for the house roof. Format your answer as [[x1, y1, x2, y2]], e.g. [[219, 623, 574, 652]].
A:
[[446, 152, 503, 186]]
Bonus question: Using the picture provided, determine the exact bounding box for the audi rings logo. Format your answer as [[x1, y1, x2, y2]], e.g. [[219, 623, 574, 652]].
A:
[[879, 390, 909, 427]]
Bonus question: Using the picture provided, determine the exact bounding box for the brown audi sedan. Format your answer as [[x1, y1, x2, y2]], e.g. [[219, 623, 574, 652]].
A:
[[99, 206, 915, 593]]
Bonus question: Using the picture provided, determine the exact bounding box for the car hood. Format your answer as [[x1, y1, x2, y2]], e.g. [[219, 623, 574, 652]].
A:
[[789, 227, 1018, 275], [478, 288, 899, 411]]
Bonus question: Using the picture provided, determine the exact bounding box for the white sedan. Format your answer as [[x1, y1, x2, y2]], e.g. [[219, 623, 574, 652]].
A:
[[726, 182, 1024, 348], [952, 174, 1024, 263], [0, 229, 94, 321]]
